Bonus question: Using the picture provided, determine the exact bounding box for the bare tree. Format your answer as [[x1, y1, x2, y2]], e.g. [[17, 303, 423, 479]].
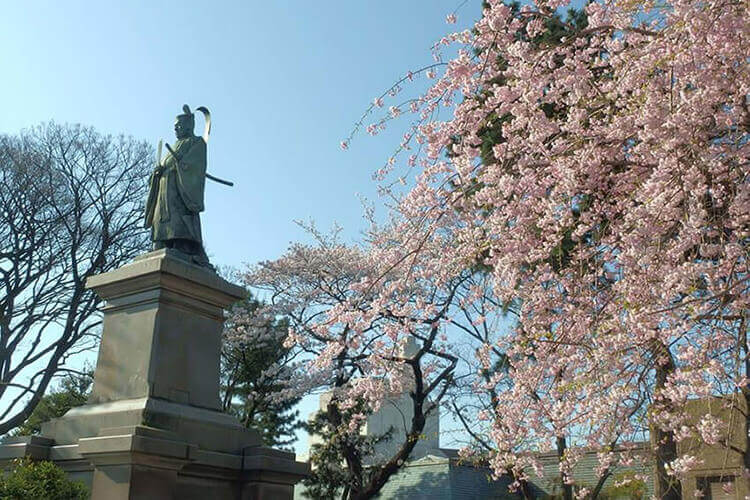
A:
[[0, 122, 152, 435]]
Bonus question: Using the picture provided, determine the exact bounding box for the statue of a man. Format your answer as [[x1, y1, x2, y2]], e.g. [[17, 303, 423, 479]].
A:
[[144, 105, 210, 267]]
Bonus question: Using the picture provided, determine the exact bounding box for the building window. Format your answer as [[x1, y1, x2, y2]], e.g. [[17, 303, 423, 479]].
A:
[[696, 475, 736, 500]]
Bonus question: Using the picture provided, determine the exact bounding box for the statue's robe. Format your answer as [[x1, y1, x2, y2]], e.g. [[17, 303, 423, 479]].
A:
[[144, 135, 207, 245]]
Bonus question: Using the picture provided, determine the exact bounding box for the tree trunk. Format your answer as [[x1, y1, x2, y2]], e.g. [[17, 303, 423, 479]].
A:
[[652, 340, 681, 500], [740, 317, 750, 496], [556, 435, 574, 500]]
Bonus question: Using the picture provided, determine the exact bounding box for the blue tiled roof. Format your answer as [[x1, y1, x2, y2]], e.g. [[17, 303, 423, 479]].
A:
[[295, 456, 521, 500], [295, 447, 654, 499]]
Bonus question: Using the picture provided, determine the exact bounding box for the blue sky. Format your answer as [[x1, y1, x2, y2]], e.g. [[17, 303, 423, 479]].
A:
[[1, 1, 478, 264], [0, 1, 480, 454]]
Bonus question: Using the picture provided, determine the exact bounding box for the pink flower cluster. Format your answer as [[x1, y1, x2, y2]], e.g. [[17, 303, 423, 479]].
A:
[[350, 0, 745, 485], [287, 0, 748, 491]]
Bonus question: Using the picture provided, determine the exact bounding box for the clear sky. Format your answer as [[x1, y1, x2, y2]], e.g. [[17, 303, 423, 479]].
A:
[[0, 1, 480, 454], [1, 0, 478, 262]]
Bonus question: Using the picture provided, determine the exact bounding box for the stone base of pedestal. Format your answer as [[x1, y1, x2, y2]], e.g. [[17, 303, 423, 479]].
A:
[[0, 250, 309, 498], [0, 426, 308, 500], [40, 396, 262, 454]]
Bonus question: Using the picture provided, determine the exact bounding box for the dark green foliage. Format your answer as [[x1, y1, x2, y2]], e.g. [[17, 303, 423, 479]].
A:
[[0, 458, 88, 500], [601, 472, 647, 499], [301, 410, 351, 500], [301, 401, 393, 500], [12, 372, 93, 437], [220, 296, 302, 449], [460, 4, 595, 281], [475, 4, 589, 168], [455, 5, 592, 283], [534, 7, 588, 47]]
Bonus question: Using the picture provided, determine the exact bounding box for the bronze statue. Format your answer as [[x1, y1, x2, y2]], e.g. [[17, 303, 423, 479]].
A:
[[144, 105, 224, 268]]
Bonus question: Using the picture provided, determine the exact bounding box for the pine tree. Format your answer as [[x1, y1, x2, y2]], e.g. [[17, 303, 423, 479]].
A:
[[11, 371, 93, 437], [220, 296, 303, 449]]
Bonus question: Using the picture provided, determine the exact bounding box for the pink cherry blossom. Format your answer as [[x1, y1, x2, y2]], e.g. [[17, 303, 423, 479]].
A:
[[321, 0, 749, 496]]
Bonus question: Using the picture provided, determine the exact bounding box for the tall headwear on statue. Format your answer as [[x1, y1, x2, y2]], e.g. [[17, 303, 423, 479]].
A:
[[144, 104, 216, 268]]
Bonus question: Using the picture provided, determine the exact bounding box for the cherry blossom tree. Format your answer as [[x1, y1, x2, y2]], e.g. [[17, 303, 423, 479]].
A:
[[241, 225, 466, 499], [335, 0, 749, 498]]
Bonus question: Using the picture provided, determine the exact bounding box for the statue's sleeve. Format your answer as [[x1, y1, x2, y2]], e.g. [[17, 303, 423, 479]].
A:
[[143, 171, 160, 228], [174, 138, 207, 213]]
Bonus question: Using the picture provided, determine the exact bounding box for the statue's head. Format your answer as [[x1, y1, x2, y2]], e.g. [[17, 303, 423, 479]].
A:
[[174, 104, 195, 139]]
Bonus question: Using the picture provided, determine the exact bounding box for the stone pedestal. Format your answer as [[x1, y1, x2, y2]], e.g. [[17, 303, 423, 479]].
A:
[[0, 250, 308, 499]]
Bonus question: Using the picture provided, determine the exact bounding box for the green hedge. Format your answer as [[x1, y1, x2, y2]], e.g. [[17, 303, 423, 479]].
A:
[[0, 458, 88, 500]]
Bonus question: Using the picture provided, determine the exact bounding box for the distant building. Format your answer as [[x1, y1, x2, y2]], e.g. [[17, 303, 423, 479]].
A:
[[298, 365, 748, 499], [295, 386, 448, 500], [373, 453, 522, 499], [301, 338, 443, 465], [674, 397, 748, 499], [526, 444, 654, 499], [303, 390, 443, 465], [297, 393, 749, 499]]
